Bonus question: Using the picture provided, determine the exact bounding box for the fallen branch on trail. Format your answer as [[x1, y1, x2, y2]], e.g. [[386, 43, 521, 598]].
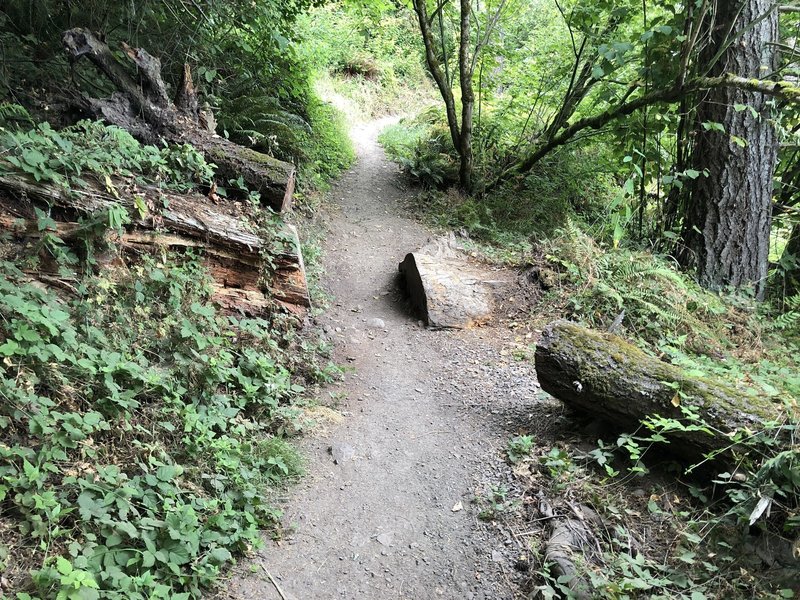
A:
[[0, 175, 310, 317], [61, 28, 296, 212], [534, 321, 787, 461]]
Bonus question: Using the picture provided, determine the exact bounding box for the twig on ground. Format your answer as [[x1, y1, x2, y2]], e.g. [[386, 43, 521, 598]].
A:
[[260, 561, 288, 600]]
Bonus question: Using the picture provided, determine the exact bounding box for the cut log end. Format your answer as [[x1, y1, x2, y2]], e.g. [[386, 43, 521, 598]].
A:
[[398, 251, 493, 329]]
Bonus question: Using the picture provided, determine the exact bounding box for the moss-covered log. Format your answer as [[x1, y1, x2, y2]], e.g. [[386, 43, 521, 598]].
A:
[[61, 28, 295, 212], [534, 321, 785, 459]]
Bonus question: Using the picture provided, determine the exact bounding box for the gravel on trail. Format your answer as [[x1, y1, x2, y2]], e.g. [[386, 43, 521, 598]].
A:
[[226, 118, 556, 600]]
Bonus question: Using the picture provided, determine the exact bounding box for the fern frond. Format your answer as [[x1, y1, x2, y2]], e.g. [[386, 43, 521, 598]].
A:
[[0, 102, 33, 127]]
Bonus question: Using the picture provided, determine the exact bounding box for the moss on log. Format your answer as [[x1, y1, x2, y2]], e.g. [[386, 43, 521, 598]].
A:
[[534, 321, 786, 458]]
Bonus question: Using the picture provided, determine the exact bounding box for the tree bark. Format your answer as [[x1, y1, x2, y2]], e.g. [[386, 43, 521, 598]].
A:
[[457, 0, 474, 192], [412, 0, 462, 155], [0, 175, 310, 317], [61, 28, 296, 212], [681, 0, 778, 299], [534, 321, 785, 461], [412, 0, 475, 192]]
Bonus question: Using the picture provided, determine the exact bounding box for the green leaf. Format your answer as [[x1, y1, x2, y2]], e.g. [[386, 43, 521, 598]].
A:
[[56, 556, 73, 575], [142, 550, 156, 568], [208, 547, 232, 564], [0, 339, 20, 356], [23, 460, 39, 480], [116, 521, 139, 539]]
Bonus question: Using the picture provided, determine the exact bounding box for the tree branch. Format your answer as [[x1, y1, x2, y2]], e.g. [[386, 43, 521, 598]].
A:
[[489, 74, 800, 190]]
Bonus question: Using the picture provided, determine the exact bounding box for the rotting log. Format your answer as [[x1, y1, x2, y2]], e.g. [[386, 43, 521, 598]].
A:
[[541, 502, 604, 600], [0, 175, 310, 317], [534, 321, 788, 459], [61, 28, 296, 212]]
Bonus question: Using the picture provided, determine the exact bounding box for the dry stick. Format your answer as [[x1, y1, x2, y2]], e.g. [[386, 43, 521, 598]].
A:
[[259, 561, 288, 600]]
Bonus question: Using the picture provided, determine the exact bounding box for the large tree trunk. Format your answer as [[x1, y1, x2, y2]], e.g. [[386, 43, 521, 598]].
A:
[[61, 28, 296, 212], [0, 175, 310, 317], [681, 0, 778, 299], [534, 321, 785, 461]]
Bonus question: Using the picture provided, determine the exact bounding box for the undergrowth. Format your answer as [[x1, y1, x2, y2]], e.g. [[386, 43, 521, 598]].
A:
[[0, 247, 324, 598], [0, 106, 214, 194], [0, 109, 338, 598], [216, 92, 354, 192], [381, 111, 799, 597], [510, 398, 799, 599], [298, 4, 435, 120]]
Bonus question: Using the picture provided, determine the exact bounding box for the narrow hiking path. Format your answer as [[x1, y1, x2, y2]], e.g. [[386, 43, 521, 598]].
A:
[[228, 118, 547, 600]]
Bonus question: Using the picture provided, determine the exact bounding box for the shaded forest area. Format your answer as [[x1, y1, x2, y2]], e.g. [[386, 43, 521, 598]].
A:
[[0, 0, 798, 599]]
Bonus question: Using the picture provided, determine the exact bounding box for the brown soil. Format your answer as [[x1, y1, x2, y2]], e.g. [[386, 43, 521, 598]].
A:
[[225, 118, 554, 600]]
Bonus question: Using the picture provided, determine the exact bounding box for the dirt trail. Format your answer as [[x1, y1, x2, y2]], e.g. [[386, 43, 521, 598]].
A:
[[228, 118, 545, 600]]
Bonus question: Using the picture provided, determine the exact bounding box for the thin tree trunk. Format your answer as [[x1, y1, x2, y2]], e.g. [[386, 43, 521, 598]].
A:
[[681, 0, 778, 299], [413, 0, 462, 154], [458, 0, 474, 192]]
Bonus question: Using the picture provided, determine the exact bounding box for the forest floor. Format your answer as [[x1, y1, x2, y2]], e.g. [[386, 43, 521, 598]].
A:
[[224, 118, 560, 599]]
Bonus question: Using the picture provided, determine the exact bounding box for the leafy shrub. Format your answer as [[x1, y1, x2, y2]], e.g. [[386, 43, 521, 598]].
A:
[[216, 88, 353, 189], [379, 111, 457, 187], [507, 435, 535, 464], [297, 4, 427, 90], [216, 92, 313, 161], [0, 248, 312, 598], [0, 115, 214, 192], [298, 98, 356, 186]]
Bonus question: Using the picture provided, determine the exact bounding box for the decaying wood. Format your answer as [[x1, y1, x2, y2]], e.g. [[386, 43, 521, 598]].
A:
[[0, 175, 310, 317], [541, 502, 604, 600], [61, 28, 296, 212], [534, 321, 788, 460]]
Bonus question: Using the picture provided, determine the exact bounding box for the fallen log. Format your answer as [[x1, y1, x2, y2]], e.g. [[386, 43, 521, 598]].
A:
[[0, 175, 310, 317], [61, 28, 296, 212], [534, 321, 787, 460]]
